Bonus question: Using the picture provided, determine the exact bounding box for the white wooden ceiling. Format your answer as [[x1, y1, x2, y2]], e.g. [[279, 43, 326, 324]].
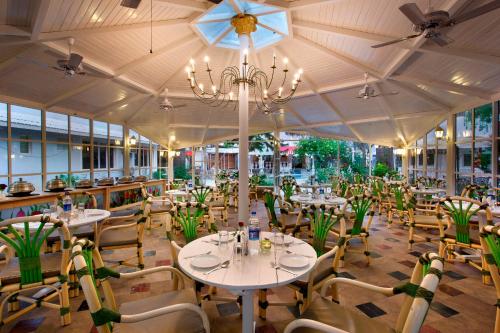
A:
[[0, 0, 500, 148]]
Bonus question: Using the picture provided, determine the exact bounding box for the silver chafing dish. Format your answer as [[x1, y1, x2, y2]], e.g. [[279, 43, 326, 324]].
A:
[[134, 175, 148, 182], [117, 176, 134, 184], [8, 178, 35, 197], [97, 177, 115, 186], [75, 179, 93, 189], [46, 176, 67, 192]]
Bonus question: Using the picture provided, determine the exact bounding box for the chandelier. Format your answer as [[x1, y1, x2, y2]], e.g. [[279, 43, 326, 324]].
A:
[[186, 17, 303, 113]]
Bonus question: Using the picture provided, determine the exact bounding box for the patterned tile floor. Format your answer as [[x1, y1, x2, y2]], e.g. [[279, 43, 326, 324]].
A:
[[1, 201, 496, 333]]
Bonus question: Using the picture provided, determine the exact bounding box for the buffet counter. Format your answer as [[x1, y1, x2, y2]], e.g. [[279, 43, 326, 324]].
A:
[[0, 180, 166, 219]]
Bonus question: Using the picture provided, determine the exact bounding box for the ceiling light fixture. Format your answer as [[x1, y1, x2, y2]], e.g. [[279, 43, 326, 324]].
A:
[[129, 135, 137, 145], [435, 125, 445, 140]]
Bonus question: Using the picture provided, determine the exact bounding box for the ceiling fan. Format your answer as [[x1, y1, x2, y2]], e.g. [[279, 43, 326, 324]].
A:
[[357, 73, 398, 100], [158, 89, 187, 112], [17, 38, 87, 77], [372, 0, 500, 48]]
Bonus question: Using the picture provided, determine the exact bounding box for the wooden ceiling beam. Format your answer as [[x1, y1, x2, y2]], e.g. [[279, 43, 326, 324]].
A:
[[154, 0, 210, 12], [31, 0, 51, 41], [0, 25, 31, 37], [37, 18, 191, 42], [374, 82, 407, 146], [392, 74, 493, 101], [288, 0, 346, 10]]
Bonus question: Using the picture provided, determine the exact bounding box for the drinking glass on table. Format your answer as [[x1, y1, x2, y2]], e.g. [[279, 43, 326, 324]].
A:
[[77, 203, 85, 219], [218, 230, 229, 250], [273, 229, 285, 260]]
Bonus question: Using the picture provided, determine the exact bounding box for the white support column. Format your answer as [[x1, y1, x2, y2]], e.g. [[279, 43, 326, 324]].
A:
[[168, 153, 174, 184], [192, 146, 196, 186], [215, 144, 219, 178], [402, 148, 409, 182], [238, 34, 250, 222], [446, 113, 455, 195], [124, 126, 130, 176]]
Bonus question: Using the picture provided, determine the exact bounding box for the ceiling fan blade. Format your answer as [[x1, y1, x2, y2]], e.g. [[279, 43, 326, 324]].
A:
[[67, 53, 83, 69], [371, 33, 421, 48], [431, 32, 453, 46], [172, 104, 187, 108], [449, 0, 500, 25], [399, 3, 427, 26]]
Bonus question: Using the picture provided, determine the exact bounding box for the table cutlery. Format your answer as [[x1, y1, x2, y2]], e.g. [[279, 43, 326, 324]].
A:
[[204, 260, 230, 275], [184, 250, 211, 259], [271, 262, 297, 276], [285, 250, 315, 258]]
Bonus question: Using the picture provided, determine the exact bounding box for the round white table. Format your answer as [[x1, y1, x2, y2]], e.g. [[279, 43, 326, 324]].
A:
[[290, 194, 346, 207], [178, 232, 317, 333], [387, 180, 405, 185], [411, 187, 446, 196], [13, 209, 111, 237]]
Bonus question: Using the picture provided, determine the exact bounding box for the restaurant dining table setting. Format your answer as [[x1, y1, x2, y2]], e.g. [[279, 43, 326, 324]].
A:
[[178, 230, 317, 333], [290, 193, 347, 207]]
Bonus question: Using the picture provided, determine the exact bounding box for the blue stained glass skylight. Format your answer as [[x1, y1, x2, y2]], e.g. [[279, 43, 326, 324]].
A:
[[193, 0, 289, 50]]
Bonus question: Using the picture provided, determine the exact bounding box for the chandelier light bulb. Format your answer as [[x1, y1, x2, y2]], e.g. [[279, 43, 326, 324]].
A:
[[298, 68, 303, 75], [263, 89, 268, 99], [189, 58, 195, 71], [229, 91, 234, 100], [283, 57, 288, 65], [278, 87, 283, 97], [204, 55, 210, 63], [198, 83, 204, 91], [211, 85, 216, 94], [190, 77, 194, 87]]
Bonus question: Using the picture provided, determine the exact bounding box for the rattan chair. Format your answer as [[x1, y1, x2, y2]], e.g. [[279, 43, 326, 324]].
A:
[[407, 197, 449, 250], [330, 194, 377, 267], [258, 245, 340, 320], [0, 215, 71, 326], [386, 184, 413, 227], [140, 183, 174, 232], [71, 239, 210, 333], [479, 224, 500, 333], [438, 196, 493, 284], [263, 190, 309, 234], [283, 252, 444, 333], [96, 197, 151, 270]]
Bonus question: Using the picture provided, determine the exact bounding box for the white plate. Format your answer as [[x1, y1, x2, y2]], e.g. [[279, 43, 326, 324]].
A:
[[279, 254, 309, 269], [210, 234, 235, 243], [270, 235, 294, 245], [191, 254, 221, 270]]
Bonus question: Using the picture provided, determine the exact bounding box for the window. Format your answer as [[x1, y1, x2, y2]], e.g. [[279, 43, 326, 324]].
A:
[[46, 112, 68, 142], [454, 103, 493, 192], [71, 116, 90, 144], [11, 105, 41, 140], [93, 121, 108, 145]]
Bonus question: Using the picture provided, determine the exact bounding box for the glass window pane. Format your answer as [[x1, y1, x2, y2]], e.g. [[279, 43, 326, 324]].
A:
[[426, 130, 435, 146], [110, 147, 124, 169], [0, 140, 7, 175], [46, 112, 68, 142], [426, 147, 435, 172], [455, 174, 471, 195], [455, 143, 472, 174], [129, 149, 138, 167], [110, 124, 123, 146], [110, 169, 124, 179], [94, 170, 108, 180], [474, 103, 492, 139], [473, 141, 492, 174], [11, 105, 41, 140], [46, 143, 68, 172], [141, 148, 150, 167], [416, 147, 424, 168], [71, 116, 90, 144], [93, 121, 108, 145], [0, 103, 6, 139], [94, 146, 108, 169], [71, 145, 90, 171], [416, 138, 424, 147], [437, 146, 447, 171], [456, 110, 473, 141], [11, 141, 41, 174], [140, 135, 150, 145], [409, 149, 415, 169]]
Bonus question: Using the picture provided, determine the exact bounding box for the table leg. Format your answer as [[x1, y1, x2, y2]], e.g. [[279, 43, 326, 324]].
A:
[[241, 289, 255, 333]]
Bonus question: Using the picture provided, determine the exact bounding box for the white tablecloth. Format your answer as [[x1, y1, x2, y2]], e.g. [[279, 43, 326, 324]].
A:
[[13, 209, 110, 231], [290, 194, 346, 207]]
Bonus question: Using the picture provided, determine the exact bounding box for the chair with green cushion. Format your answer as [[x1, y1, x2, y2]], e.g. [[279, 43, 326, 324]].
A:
[[438, 196, 493, 284], [330, 194, 377, 267], [0, 215, 72, 326], [263, 190, 308, 234], [71, 239, 210, 333], [283, 252, 444, 333], [480, 225, 500, 333]]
